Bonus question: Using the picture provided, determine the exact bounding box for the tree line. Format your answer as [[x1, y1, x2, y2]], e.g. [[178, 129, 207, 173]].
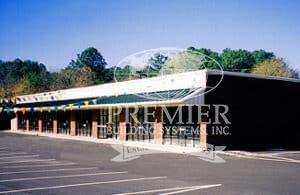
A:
[[0, 47, 298, 99]]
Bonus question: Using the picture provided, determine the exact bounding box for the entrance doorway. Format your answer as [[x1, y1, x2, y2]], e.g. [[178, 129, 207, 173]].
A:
[[17, 112, 27, 130], [29, 112, 38, 131], [42, 112, 54, 133], [162, 106, 200, 147], [125, 108, 154, 142], [76, 110, 92, 136], [57, 111, 70, 134], [97, 109, 119, 139]]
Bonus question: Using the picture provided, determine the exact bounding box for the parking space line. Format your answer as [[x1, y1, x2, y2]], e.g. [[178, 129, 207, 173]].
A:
[[232, 154, 300, 164], [0, 155, 39, 160], [159, 184, 222, 195], [0, 167, 98, 175], [263, 155, 300, 162], [1, 162, 77, 169], [0, 159, 56, 165], [0, 171, 128, 182], [115, 184, 222, 195], [0, 176, 167, 194], [0, 152, 27, 156], [269, 151, 300, 156]]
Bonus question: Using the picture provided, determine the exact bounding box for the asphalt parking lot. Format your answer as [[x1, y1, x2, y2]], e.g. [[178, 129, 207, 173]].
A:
[[0, 132, 299, 194]]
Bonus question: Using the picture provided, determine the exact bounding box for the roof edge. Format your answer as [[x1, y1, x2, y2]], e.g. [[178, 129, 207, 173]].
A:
[[207, 69, 300, 83]]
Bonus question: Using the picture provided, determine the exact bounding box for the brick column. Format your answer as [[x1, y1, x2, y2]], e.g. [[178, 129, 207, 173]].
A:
[[200, 123, 207, 149], [92, 110, 98, 138], [11, 113, 18, 131], [53, 113, 58, 134], [70, 111, 76, 136], [26, 115, 29, 131], [38, 113, 42, 133], [153, 107, 163, 144], [118, 108, 127, 141]]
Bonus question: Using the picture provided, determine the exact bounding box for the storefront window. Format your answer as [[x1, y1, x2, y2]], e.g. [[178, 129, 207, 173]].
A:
[[97, 109, 119, 139], [57, 111, 70, 134], [126, 108, 154, 142], [109, 109, 119, 139], [163, 106, 200, 147], [76, 110, 92, 136], [42, 112, 54, 133], [98, 109, 108, 138], [17, 112, 27, 130], [29, 112, 39, 131]]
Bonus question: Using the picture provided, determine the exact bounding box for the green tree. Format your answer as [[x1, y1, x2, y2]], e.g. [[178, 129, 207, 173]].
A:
[[51, 65, 98, 89], [0, 59, 50, 97], [187, 47, 221, 69], [221, 49, 255, 72], [69, 47, 107, 83], [50, 71, 74, 90], [102, 67, 115, 83], [114, 65, 134, 81], [252, 49, 274, 64], [136, 53, 169, 78], [161, 50, 206, 74]]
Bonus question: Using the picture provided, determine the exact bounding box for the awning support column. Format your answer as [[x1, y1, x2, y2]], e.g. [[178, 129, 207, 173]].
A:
[[154, 107, 163, 144], [70, 111, 76, 136], [119, 108, 127, 141], [53, 113, 58, 134], [200, 123, 207, 149], [26, 114, 29, 131], [38, 113, 42, 133], [92, 110, 98, 138], [11, 113, 18, 131]]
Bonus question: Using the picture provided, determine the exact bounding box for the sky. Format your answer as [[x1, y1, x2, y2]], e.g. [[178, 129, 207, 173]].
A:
[[0, 0, 299, 72]]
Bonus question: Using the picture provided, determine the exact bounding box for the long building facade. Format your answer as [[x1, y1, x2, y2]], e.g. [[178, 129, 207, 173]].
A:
[[11, 70, 300, 150], [12, 70, 208, 148]]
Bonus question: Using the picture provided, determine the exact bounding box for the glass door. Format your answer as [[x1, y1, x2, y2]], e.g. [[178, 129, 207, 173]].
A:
[[76, 110, 92, 136], [17, 112, 27, 130], [29, 112, 39, 131], [42, 112, 53, 133], [98, 109, 108, 139], [57, 111, 70, 134]]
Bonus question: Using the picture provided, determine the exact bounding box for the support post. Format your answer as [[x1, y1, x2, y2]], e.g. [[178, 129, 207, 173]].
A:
[[153, 107, 163, 144], [26, 114, 29, 131], [53, 113, 58, 134], [200, 123, 207, 149], [70, 111, 76, 136], [11, 113, 18, 131], [118, 108, 127, 141], [92, 109, 98, 138], [38, 113, 42, 133]]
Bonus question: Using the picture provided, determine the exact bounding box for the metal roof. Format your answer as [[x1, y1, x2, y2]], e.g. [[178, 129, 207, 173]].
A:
[[14, 88, 202, 111], [16, 70, 207, 105]]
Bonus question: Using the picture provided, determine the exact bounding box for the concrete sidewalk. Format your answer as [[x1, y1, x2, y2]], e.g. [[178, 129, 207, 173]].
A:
[[2, 130, 207, 154]]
